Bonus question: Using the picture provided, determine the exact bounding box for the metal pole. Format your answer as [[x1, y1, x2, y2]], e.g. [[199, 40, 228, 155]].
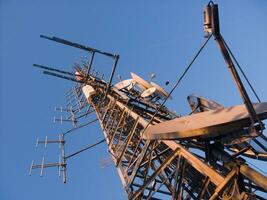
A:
[[215, 34, 262, 128], [205, 3, 264, 131], [84, 51, 95, 82], [40, 35, 116, 58], [103, 55, 119, 100]]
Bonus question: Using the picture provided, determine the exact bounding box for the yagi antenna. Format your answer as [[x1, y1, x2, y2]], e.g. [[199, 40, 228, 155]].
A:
[[54, 116, 77, 127], [30, 82, 99, 183], [54, 106, 73, 113], [30, 134, 105, 183], [33, 64, 73, 76], [54, 112, 78, 127], [40, 35, 116, 59], [29, 134, 67, 183]]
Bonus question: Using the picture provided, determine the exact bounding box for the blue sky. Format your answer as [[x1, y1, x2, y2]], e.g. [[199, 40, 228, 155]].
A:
[[0, 0, 267, 199]]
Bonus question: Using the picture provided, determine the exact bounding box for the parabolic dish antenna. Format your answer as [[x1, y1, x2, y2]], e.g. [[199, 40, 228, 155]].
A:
[[151, 82, 169, 98], [114, 79, 135, 90], [131, 72, 152, 91], [142, 102, 267, 140], [141, 87, 157, 98]]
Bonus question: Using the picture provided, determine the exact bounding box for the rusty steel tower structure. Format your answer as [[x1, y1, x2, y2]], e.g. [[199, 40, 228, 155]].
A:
[[30, 2, 267, 199]]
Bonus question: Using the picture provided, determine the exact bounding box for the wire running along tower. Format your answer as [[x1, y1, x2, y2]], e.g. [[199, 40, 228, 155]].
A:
[[30, 2, 267, 199]]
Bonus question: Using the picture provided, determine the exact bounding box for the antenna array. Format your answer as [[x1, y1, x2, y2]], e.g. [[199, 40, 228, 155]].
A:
[[30, 2, 267, 199]]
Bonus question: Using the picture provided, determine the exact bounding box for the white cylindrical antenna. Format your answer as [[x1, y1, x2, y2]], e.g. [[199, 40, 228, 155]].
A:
[[29, 160, 34, 176], [58, 134, 61, 149], [35, 137, 39, 148], [40, 156, 45, 177], [58, 154, 61, 177], [45, 136, 48, 148]]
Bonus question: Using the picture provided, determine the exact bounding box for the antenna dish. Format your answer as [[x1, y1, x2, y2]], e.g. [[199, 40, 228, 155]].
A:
[[187, 94, 224, 112], [141, 87, 157, 98], [114, 79, 135, 90], [142, 102, 267, 140], [130, 72, 152, 90], [150, 82, 169, 98]]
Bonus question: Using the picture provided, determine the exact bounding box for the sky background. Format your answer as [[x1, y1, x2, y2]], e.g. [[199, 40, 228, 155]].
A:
[[0, 0, 267, 199]]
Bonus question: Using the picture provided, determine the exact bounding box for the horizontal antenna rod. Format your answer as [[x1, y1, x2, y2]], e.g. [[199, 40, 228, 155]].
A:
[[43, 70, 107, 87], [40, 35, 116, 58], [43, 70, 84, 84], [34, 64, 89, 82], [33, 64, 74, 76]]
